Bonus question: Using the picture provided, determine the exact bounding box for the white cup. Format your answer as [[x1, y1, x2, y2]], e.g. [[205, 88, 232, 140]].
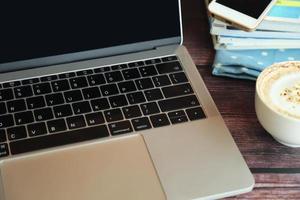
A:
[[255, 61, 300, 147]]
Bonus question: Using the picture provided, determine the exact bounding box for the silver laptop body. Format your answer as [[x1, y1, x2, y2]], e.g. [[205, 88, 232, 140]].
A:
[[0, 0, 254, 199]]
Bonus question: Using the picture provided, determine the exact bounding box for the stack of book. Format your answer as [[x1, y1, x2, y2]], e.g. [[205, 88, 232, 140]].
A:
[[205, 0, 300, 50]]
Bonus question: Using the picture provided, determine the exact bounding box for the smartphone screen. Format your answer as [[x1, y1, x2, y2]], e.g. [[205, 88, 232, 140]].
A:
[[216, 0, 272, 18]]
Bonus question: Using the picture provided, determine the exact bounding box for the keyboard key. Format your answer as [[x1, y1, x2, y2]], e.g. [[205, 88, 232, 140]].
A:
[[158, 95, 200, 112], [109, 121, 133, 136], [22, 78, 39, 85], [122, 68, 140, 80], [111, 64, 128, 70], [140, 102, 160, 115], [3, 81, 21, 88], [131, 117, 152, 131], [27, 122, 47, 137], [0, 143, 9, 157], [168, 110, 188, 124], [109, 95, 128, 108], [162, 56, 177, 62], [104, 108, 123, 122], [169, 72, 188, 84], [0, 89, 14, 101], [85, 112, 105, 126], [91, 98, 110, 111], [152, 75, 171, 87], [135, 78, 154, 90], [139, 65, 157, 77], [128, 61, 144, 68], [0, 114, 14, 128], [94, 66, 110, 73], [47, 119, 67, 133], [7, 99, 26, 113], [69, 77, 88, 89], [76, 69, 93, 76], [66, 115, 86, 129], [34, 108, 54, 121], [150, 114, 170, 128], [53, 104, 73, 118], [41, 75, 58, 82], [105, 71, 123, 83], [156, 61, 182, 74], [120, 64, 129, 69], [87, 74, 106, 86], [33, 82, 52, 95], [122, 105, 142, 119], [117, 81, 137, 93], [126, 92, 146, 104], [15, 111, 34, 125], [51, 80, 70, 92], [58, 72, 76, 79], [14, 85, 33, 98], [10, 125, 109, 155], [64, 90, 83, 103], [0, 130, 7, 142], [72, 101, 92, 114], [144, 89, 163, 101], [100, 84, 119, 96], [162, 83, 193, 98], [45, 93, 65, 106], [145, 58, 161, 65], [26, 96, 46, 109], [186, 107, 206, 121], [82, 87, 101, 99], [7, 126, 27, 140], [0, 102, 7, 114]]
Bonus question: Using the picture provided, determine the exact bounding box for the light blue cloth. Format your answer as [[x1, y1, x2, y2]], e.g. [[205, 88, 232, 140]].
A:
[[212, 49, 300, 80]]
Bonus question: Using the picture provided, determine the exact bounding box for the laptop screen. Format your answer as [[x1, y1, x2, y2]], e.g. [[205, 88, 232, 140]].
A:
[[0, 0, 181, 70]]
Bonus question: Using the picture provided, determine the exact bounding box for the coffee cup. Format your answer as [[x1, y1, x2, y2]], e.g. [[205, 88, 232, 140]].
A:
[[255, 61, 300, 147]]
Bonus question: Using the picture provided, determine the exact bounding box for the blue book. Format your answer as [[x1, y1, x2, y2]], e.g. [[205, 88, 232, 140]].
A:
[[266, 0, 300, 23]]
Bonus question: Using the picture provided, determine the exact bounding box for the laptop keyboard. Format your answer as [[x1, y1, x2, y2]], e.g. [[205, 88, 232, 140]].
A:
[[0, 56, 206, 158]]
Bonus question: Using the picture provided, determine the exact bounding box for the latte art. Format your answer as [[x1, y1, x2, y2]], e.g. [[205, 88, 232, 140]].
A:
[[280, 82, 300, 104], [258, 62, 300, 119]]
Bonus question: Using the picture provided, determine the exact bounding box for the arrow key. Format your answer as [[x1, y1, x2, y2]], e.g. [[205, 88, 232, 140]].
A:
[[150, 114, 170, 128]]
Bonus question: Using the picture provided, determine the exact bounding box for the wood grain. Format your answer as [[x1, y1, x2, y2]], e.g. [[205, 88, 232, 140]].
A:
[[226, 188, 300, 200], [181, 0, 215, 66], [181, 0, 300, 198]]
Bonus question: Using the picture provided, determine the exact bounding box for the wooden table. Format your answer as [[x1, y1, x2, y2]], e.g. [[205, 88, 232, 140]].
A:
[[182, 0, 300, 199]]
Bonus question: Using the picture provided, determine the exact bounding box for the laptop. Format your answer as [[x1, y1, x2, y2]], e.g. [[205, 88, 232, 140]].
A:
[[0, 0, 254, 199]]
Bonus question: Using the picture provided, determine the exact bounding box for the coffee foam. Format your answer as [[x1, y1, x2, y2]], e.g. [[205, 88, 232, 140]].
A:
[[258, 62, 300, 119]]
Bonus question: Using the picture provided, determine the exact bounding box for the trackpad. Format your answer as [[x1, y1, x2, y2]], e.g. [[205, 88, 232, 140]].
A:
[[1, 135, 165, 200]]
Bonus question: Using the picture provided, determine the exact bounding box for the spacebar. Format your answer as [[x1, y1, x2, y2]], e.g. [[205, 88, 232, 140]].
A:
[[10, 125, 109, 155]]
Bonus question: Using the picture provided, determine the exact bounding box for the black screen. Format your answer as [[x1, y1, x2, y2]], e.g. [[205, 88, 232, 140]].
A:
[[216, 0, 272, 18], [0, 0, 180, 64]]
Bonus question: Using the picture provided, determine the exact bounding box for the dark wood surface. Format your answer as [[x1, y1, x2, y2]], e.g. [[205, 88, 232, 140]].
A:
[[181, 0, 300, 199]]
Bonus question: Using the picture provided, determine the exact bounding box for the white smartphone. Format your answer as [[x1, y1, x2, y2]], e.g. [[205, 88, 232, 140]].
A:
[[208, 0, 277, 31]]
